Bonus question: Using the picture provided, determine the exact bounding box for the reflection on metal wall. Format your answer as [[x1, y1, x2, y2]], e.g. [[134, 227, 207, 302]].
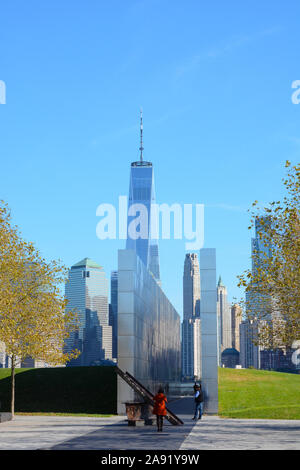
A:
[[200, 248, 218, 414], [117, 249, 180, 414]]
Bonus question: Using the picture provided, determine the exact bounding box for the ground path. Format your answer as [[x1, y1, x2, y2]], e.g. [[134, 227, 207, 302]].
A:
[[0, 398, 299, 450]]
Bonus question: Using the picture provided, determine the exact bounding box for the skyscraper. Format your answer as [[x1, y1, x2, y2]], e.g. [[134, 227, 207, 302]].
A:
[[183, 253, 201, 320], [65, 258, 112, 366], [231, 303, 242, 351], [251, 216, 272, 275], [239, 319, 260, 369], [126, 110, 160, 282], [0, 341, 5, 368], [243, 216, 276, 369], [217, 276, 232, 357], [182, 253, 201, 379]]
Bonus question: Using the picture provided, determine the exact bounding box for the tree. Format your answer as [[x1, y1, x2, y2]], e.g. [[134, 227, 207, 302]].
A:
[[238, 162, 300, 349], [0, 201, 80, 417]]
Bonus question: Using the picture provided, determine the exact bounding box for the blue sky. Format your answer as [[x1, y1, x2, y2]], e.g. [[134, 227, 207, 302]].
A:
[[1, 0, 300, 316]]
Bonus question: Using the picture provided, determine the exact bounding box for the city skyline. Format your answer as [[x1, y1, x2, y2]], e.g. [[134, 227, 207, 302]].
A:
[[1, 1, 300, 317]]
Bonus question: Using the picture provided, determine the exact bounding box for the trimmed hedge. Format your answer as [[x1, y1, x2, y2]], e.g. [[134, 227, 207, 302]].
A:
[[0, 366, 117, 414]]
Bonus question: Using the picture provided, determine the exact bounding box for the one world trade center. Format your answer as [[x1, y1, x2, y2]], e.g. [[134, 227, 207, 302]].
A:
[[126, 111, 160, 283]]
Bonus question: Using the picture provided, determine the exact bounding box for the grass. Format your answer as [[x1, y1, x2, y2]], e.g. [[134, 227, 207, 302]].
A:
[[0, 366, 117, 415], [1, 365, 300, 420], [218, 367, 300, 419]]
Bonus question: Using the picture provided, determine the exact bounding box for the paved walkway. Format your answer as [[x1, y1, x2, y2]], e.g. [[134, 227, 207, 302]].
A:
[[0, 398, 299, 450]]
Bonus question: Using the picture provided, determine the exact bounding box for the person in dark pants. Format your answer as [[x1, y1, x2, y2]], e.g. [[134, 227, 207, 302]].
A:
[[192, 385, 204, 420], [153, 387, 167, 432]]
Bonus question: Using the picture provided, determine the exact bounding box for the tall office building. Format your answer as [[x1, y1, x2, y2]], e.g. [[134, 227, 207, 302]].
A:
[[231, 303, 242, 351], [239, 219, 270, 369], [239, 319, 260, 369], [0, 341, 5, 368], [65, 258, 112, 366], [101, 325, 113, 360], [183, 253, 200, 320], [182, 253, 201, 379], [247, 216, 273, 317], [251, 216, 272, 274], [126, 110, 160, 282], [217, 276, 232, 357], [110, 270, 118, 360], [244, 216, 283, 369]]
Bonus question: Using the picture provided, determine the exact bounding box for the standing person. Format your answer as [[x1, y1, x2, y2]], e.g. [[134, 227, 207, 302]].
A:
[[152, 387, 167, 432], [192, 385, 204, 420]]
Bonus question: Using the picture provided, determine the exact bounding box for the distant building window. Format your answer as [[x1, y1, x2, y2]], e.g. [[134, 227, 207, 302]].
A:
[[86, 271, 90, 277]]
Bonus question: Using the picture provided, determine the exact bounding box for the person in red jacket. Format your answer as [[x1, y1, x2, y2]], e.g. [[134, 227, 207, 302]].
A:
[[152, 387, 167, 432]]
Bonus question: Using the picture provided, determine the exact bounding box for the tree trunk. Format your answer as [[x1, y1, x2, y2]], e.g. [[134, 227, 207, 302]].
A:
[[10, 355, 15, 418]]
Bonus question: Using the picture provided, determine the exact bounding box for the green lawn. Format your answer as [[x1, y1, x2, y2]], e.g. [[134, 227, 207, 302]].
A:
[[1, 366, 299, 420], [0, 366, 117, 415], [218, 367, 300, 419]]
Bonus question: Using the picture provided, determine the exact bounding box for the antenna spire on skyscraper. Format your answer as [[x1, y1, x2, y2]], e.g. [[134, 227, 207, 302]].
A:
[[139, 108, 144, 162]]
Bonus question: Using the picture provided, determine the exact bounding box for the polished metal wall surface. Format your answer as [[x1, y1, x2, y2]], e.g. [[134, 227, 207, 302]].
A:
[[200, 248, 218, 414], [117, 249, 180, 414]]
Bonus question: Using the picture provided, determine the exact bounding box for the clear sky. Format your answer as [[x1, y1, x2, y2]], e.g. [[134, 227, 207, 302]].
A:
[[1, 0, 300, 316]]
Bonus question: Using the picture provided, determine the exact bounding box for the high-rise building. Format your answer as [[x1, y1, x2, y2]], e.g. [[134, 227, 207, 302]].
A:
[[239, 218, 268, 369], [239, 319, 260, 369], [251, 216, 272, 275], [101, 325, 113, 360], [65, 258, 112, 366], [0, 341, 5, 368], [126, 110, 160, 282], [217, 276, 232, 360], [110, 270, 118, 360], [231, 303, 242, 351], [243, 216, 286, 370], [183, 253, 200, 320], [182, 253, 201, 379], [247, 217, 273, 319]]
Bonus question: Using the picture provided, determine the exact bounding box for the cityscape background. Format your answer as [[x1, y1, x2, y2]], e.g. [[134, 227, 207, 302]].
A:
[[1, 0, 300, 317]]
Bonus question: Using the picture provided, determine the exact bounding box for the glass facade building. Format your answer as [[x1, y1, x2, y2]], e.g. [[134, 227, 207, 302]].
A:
[[126, 161, 160, 282], [65, 258, 112, 366]]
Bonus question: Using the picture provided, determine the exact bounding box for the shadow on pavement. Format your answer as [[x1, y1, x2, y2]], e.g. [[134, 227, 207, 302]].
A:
[[51, 398, 197, 450]]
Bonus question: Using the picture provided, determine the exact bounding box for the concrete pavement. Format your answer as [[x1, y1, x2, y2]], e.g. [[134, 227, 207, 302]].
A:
[[0, 398, 299, 450]]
